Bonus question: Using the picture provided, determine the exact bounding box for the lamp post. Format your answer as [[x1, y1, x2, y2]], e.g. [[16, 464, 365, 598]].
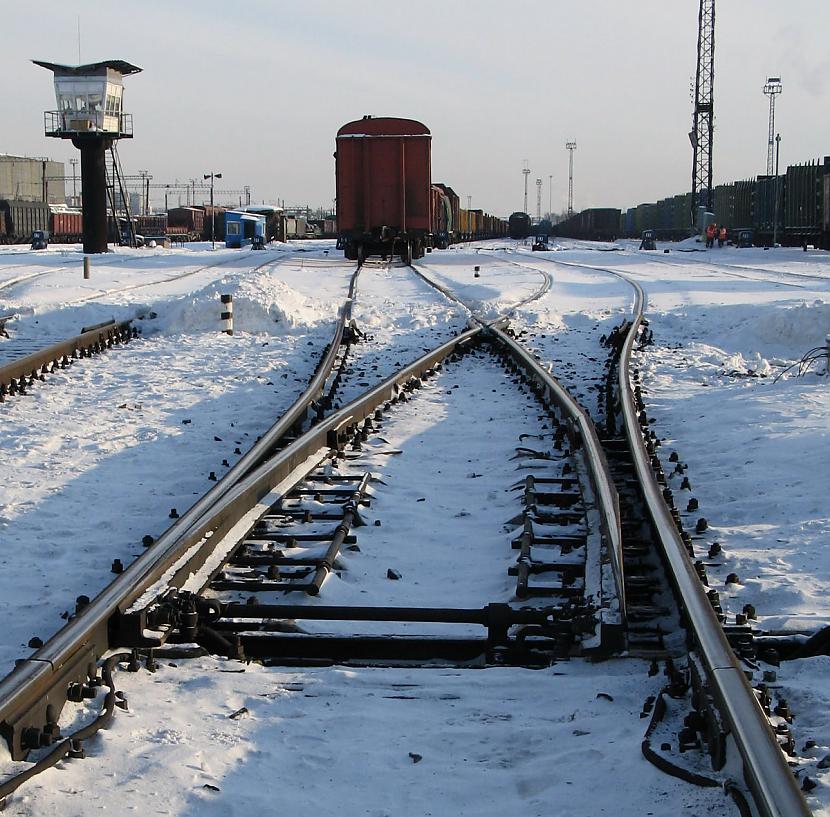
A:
[[204, 171, 222, 248], [773, 133, 781, 248]]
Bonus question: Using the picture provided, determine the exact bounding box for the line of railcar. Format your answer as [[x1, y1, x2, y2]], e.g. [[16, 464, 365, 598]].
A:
[[616, 155, 830, 247], [335, 116, 508, 262], [553, 207, 621, 242]]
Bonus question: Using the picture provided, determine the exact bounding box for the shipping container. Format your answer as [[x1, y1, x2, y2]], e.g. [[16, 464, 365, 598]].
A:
[[335, 115, 431, 262], [225, 211, 265, 248]]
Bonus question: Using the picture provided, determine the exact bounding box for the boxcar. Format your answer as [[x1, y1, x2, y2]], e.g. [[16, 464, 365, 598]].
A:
[[335, 116, 432, 263], [167, 207, 205, 240], [433, 183, 460, 244]]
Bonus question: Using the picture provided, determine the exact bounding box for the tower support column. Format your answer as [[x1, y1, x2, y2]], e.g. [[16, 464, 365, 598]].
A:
[[74, 136, 112, 254]]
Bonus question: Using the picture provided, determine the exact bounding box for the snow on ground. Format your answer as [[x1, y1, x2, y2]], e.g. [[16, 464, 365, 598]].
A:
[[5, 656, 729, 817], [2, 239, 830, 814]]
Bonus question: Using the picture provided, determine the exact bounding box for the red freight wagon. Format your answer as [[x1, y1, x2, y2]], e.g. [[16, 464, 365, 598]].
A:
[[50, 210, 83, 238], [335, 116, 431, 263]]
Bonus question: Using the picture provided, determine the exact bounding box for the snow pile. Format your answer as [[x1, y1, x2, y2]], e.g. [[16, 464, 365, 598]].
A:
[[145, 271, 338, 336]]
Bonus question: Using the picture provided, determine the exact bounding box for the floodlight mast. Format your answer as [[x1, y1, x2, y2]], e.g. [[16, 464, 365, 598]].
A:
[[763, 77, 782, 175], [690, 0, 715, 230], [522, 160, 530, 214], [565, 142, 576, 216]]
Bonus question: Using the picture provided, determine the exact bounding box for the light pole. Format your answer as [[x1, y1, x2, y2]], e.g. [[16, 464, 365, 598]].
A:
[[204, 171, 222, 248], [522, 160, 530, 214], [773, 133, 781, 247]]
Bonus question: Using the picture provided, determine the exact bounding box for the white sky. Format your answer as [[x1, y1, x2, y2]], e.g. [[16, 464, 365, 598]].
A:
[[4, 0, 830, 215]]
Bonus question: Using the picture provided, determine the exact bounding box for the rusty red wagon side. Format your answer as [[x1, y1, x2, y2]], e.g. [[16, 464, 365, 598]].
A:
[[335, 116, 431, 263]]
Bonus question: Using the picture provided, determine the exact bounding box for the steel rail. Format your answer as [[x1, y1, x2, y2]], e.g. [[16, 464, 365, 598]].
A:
[[409, 262, 551, 326], [0, 319, 135, 391], [489, 326, 625, 647], [0, 309, 478, 761], [408, 260, 623, 647], [0, 264, 361, 759], [613, 272, 811, 817]]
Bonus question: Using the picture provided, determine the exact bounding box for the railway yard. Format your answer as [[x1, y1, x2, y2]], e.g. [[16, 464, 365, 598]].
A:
[[0, 236, 827, 816]]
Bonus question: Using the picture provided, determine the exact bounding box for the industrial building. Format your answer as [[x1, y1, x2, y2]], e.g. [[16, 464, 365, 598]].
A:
[[0, 154, 65, 204]]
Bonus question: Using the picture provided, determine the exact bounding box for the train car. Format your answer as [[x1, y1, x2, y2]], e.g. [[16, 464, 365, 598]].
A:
[[225, 211, 265, 248], [783, 160, 825, 245], [508, 211, 531, 239], [284, 216, 308, 239], [167, 207, 205, 240], [135, 213, 167, 238], [554, 208, 620, 241], [433, 183, 460, 244], [49, 205, 83, 242], [335, 115, 431, 263], [430, 185, 452, 248], [0, 199, 50, 243], [198, 206, 227, 241]]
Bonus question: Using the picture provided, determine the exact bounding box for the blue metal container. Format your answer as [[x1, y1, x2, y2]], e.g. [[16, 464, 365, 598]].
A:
[[225, 210, 266, 248]]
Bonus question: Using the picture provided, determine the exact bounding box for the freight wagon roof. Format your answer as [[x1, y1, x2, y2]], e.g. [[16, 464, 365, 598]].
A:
[[337, 116, 430, 138]]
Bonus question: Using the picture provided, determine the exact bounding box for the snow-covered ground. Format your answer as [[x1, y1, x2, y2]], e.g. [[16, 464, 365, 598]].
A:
[[1, 238, 828, 814]]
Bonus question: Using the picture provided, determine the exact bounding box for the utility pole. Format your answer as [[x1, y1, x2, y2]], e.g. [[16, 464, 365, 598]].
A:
[[522, 160, 530, 214], [535, 178, 542, 221], [690, 0, 715, 229], [69, 157, 79, 206], [565, 141, 577, 216], [763, 77, 782, 175], [137, 169, 152, 214]]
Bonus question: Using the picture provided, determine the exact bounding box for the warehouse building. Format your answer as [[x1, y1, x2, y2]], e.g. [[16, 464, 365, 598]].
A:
[[0, 154, 65, 203]]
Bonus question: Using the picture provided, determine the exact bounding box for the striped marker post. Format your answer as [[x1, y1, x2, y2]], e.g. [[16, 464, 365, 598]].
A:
[[220, 294, 233, 336]]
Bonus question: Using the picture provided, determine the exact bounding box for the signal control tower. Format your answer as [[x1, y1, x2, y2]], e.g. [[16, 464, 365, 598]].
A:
[[33, 59, 141, 253]]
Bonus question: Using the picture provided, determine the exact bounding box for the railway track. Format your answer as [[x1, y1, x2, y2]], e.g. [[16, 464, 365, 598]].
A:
[[0, 254, 813, 815]]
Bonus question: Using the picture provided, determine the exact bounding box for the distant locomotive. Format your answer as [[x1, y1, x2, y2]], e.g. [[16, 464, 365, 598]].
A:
[[508, 212, 531, 239]]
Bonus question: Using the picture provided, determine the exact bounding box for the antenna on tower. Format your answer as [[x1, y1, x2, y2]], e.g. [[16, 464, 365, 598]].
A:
[[522, 160, 530, 214], [690, 0, 715, 230], [565, 141, 577, 216], [763, 77, 782, 175]]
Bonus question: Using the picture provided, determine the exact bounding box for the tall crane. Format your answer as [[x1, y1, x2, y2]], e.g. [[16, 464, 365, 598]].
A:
[[690, 0, 715, 230]]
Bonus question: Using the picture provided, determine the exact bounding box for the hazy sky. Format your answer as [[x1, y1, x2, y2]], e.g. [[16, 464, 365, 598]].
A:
[[4, 1, 830, 216]]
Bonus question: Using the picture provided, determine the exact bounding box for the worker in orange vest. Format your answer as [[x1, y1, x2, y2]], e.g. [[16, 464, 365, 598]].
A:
[[705, 223, 716, 248], [718, 225, 727, 247]]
